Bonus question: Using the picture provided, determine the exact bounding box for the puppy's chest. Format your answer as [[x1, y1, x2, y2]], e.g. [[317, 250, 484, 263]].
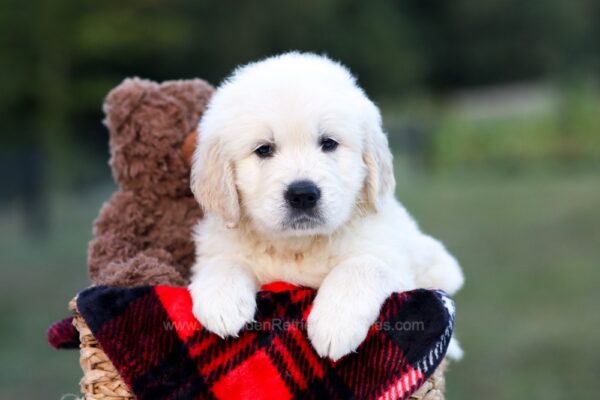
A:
[[250, 245, 339, 288]]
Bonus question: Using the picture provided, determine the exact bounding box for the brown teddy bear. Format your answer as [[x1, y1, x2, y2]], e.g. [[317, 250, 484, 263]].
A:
[[88, 77, 214, 287]]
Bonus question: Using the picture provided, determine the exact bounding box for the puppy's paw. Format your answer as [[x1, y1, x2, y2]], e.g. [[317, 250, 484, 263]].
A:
[[189, 280, 256, 338], [307, 301, 373, 361], [446, 337, 464, 361]]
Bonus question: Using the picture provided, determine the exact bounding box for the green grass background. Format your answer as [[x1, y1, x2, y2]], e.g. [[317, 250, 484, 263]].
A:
[[1, 166, 599, 399]]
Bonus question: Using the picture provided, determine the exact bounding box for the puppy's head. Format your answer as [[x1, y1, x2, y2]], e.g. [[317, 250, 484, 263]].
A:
[[192, 52, 395, 236]]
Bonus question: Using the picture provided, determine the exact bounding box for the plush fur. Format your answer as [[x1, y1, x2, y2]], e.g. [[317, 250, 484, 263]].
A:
[[88, 78, 213, 287], [188, 53, 464, 361]]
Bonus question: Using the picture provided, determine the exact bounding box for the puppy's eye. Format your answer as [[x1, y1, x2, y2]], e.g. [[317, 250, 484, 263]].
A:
[[255, 144, 274, 158], [320, 137, 339, 152]]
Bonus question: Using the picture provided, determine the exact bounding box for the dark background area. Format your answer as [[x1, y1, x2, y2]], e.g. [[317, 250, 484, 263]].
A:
[[0, 1, 599, 399]]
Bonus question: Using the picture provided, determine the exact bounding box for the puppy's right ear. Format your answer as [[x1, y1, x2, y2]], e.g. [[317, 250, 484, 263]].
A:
[[362, 109, 396, 212], [190, 134, 240, 228]]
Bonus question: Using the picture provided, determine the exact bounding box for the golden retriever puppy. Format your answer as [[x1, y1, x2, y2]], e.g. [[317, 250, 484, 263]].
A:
[[189, 52, 464, 361]]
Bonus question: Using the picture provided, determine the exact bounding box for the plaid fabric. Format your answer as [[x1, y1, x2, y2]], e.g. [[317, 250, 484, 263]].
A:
[[47, 316, 79, 349], [74, 283, 454, 400]]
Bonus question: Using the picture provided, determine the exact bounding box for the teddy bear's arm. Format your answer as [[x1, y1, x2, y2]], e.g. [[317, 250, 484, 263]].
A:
[[92, 253, 187, 287], [88, 191, 188, 287]]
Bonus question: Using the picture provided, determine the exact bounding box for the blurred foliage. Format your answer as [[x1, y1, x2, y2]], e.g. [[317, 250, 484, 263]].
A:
[[1, 0, 599, 187], [432, 82, 600, 169]]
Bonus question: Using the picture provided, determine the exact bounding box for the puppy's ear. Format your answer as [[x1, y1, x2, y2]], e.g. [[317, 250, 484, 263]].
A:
[[191, 134, 240, 227], [363, 114, 396, 211]]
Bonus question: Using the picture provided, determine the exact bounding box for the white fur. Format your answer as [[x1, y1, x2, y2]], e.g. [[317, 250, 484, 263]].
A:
[[189, 52, 464, 361]]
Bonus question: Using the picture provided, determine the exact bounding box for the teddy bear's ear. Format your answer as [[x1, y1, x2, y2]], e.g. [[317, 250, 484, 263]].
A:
[[159, 79, 215, 130], [160, 80, 214, 112], [103, 78, 157, 132], [182, 130, 197, 168]]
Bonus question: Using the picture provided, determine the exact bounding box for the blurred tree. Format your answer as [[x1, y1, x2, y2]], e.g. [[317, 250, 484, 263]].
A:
[[401, 0, 599, 89], [0, 0, 598, 191]]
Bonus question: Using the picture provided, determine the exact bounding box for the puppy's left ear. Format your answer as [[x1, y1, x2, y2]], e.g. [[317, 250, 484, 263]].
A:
[[191, 134, 240, 228], [362, 107, 396, 211]]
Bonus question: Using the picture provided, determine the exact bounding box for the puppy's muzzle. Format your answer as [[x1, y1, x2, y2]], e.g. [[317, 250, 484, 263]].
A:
[[285, 180, 321, 210]]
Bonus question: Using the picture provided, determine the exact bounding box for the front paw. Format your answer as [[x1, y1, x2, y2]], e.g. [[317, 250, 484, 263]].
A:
[[307, 301, 373, 361], [189, 281, 256, 338]]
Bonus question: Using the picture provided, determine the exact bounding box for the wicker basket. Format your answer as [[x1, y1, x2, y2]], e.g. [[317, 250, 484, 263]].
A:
[[69, 299, 446, 400]]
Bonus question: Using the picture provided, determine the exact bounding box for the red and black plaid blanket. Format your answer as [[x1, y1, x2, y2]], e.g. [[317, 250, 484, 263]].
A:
[[49, 283, 455, 400]]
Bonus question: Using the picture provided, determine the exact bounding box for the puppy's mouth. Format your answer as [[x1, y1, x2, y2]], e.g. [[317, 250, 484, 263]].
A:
[[282, 211, 325, 231]]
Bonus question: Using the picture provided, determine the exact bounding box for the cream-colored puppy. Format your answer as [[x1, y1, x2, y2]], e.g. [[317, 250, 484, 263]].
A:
[[189, 52, 464, 361]]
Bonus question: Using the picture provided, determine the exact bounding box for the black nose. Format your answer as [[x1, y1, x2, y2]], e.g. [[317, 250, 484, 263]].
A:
[[285, 180, 321, 210]]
